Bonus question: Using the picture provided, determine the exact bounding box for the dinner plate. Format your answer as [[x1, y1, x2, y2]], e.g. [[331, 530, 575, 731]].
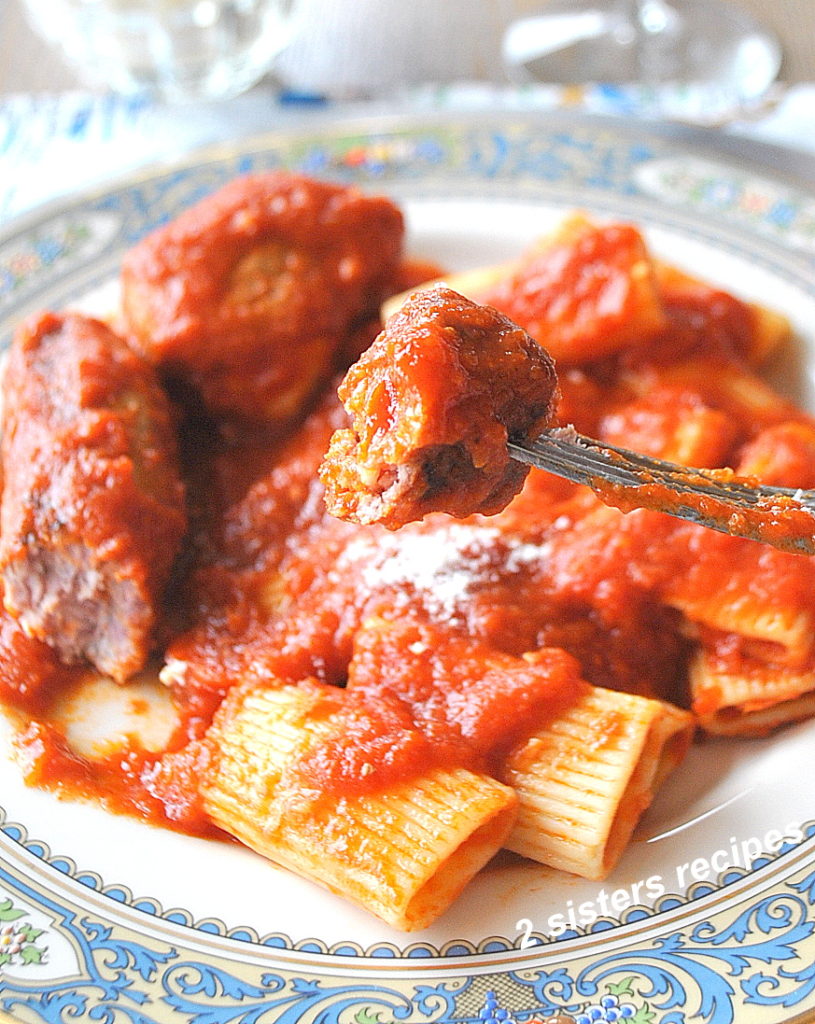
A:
[[1, 111, 814, 1024]]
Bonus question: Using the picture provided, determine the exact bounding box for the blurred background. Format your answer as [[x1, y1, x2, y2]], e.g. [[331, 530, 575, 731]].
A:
[[1, 0, 812, 222], [1, 0, 812, 96]]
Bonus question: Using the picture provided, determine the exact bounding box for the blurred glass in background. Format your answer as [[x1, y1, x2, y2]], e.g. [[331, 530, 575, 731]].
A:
[[15, 0, 785, 124], [272, 0, 782, 122], [272, 0, 509, 100], [19, 0, 295, 103], [503, 0, 782, 121]]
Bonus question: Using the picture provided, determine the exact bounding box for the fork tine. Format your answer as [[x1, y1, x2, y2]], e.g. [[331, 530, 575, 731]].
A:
[[509, 427, 815, 556]]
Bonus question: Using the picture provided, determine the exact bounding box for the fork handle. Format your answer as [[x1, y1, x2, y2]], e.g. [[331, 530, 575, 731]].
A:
[[509, 427, 815, 556]]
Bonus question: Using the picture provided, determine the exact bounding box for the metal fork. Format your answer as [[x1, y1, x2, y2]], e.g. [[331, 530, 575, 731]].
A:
[[508, 426, 815, 556]]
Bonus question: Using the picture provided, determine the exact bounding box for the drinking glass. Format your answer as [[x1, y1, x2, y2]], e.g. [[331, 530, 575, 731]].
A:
[[21, 0, 295, 104], [502, 0, 782, 121]]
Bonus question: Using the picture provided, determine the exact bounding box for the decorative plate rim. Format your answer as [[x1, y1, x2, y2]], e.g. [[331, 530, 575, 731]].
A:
[[4, 802, 814, 960], [1, 108, 814, 245]]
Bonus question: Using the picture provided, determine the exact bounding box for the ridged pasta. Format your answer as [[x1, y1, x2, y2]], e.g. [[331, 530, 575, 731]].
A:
[[667, 589, 813, 667], [689, 647, 815, 736], [200, 682, 518, 931], [500, 686, 694, 879]]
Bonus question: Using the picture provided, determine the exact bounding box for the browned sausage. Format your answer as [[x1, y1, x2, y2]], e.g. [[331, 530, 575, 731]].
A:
[[0, 312, 187, 681], [121, 172, 404, 429]]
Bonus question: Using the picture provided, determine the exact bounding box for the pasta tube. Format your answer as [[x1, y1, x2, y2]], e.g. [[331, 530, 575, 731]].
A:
[[201, 681, 517, 931], [689, 647, 815, 736], [500, 684, 694, 879]]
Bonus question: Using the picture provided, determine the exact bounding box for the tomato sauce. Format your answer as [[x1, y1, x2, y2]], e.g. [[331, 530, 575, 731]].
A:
[[1, 203, 812, 831], [480, 219, 666, 363], [120, 172, 405, 429], [0, 600, 68, 712], [295, 619, 585, 797], [15, 720, 218, 837]]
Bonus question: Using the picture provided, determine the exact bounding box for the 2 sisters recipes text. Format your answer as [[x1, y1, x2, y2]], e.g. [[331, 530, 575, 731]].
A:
[[0, 173, 812, 931]]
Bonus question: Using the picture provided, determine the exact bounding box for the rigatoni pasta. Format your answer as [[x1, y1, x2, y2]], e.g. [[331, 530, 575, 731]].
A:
[[665, 584, 814, 668], [500, 683, 694, 879], [201, 681, 518, 931], [688, 646, 815, 736]]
